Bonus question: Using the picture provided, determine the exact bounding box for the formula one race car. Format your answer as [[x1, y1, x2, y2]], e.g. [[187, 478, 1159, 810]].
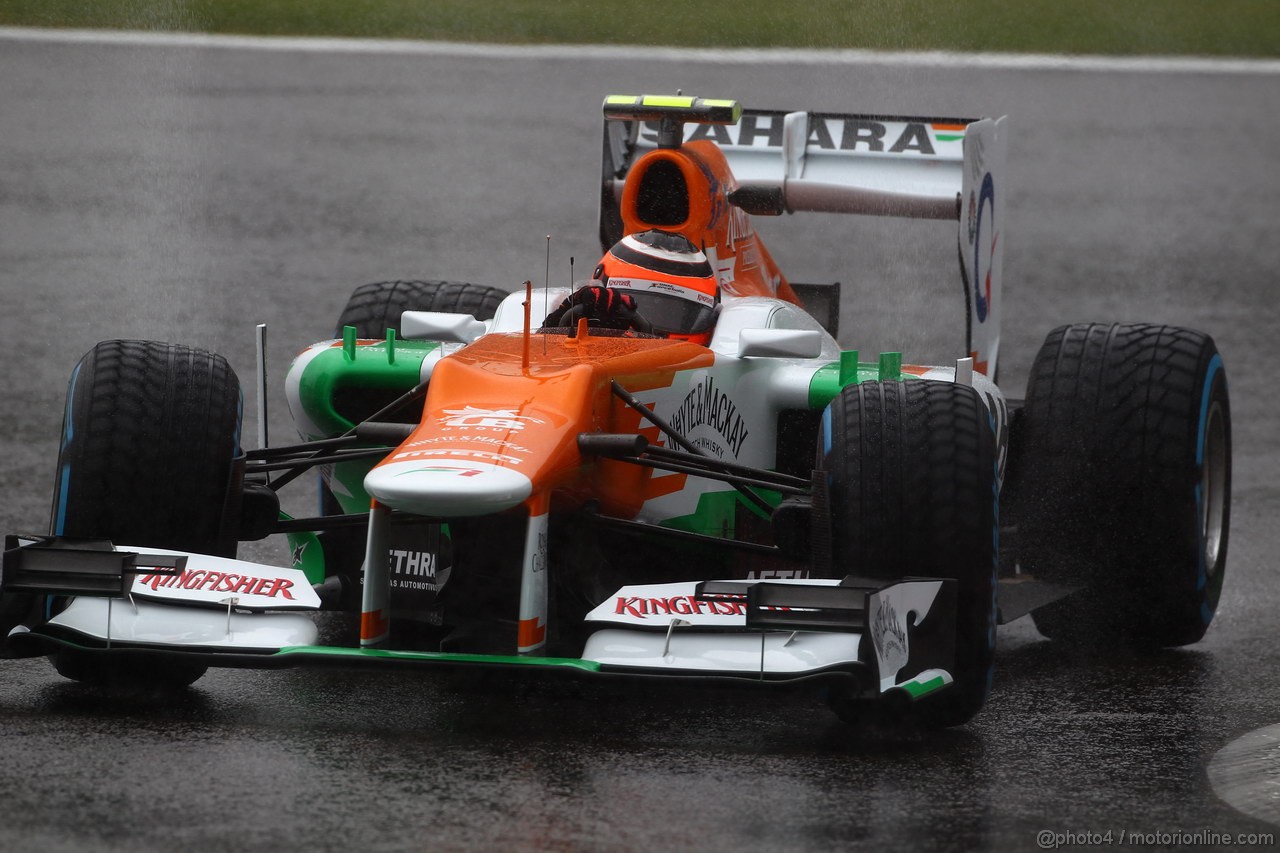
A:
[[1, 95, 1231, 728]]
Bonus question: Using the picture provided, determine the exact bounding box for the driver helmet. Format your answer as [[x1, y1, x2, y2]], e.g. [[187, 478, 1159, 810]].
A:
[[592, 230, 719, 345]]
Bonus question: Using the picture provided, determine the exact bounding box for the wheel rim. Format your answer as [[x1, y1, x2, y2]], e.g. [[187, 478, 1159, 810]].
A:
[[1201, 400, 1227, 577]]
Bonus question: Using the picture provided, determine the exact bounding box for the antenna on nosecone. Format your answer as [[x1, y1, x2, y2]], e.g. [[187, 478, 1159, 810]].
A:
[[544, 234, 552, 305], [544, 235, 552, 355]]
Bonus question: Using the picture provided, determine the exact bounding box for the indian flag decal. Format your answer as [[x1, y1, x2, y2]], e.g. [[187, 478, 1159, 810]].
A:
[[931, 122, 967, 143]]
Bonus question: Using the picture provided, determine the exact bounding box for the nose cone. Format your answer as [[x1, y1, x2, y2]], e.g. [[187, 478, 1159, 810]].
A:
[[364, 459, 533, 517]]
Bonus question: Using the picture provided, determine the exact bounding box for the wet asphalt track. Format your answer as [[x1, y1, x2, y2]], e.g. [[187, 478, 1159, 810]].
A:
[[1, 32, 1279, 852]]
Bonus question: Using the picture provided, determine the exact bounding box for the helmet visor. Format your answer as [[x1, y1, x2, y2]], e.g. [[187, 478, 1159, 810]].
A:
[[625, 290, 717, 336]]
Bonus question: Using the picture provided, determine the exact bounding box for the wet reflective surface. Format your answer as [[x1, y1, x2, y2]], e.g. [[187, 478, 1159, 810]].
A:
[[2, 618, 1276, 850], [2, 35, 1278, 851]]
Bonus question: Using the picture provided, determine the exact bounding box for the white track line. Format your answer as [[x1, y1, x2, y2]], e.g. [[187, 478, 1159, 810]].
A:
[[2, 26, 1277, 74]]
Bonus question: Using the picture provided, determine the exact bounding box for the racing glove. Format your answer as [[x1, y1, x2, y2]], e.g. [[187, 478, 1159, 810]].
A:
[[544, 285, 652, 333]]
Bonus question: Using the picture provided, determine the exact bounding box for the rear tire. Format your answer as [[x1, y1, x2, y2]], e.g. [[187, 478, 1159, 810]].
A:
[[1019, 323, 1230, 648], [48, 340, 244, 687], [336, 280, 507, 338], [323, 280, 506, 512], [319, 280, 507, 586], [821, 380, 998, 728]]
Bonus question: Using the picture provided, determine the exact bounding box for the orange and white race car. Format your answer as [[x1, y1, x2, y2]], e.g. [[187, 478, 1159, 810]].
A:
[[1, 96, 1231, 728]]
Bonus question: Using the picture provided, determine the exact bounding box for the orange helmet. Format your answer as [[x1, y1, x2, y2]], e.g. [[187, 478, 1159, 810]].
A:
[[592, 230, 719, 345]]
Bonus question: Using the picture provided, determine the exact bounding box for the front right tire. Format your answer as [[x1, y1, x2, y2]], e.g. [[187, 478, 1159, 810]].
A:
[[47, 339, 244, 688], [820, 379, 998, 728], [52, 340, 243, 557]]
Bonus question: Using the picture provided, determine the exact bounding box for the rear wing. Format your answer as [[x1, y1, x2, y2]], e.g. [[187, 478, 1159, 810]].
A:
[[599, 104, 1008, 376]]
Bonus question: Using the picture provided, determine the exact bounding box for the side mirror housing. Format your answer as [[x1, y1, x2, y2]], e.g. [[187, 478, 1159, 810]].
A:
[[400, 311, 487, 344], [737, 328, 823, 359]]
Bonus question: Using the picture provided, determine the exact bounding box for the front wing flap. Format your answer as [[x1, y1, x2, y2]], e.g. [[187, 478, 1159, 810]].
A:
[[6, 551, 955, 702], [2, 536, 320, 610], [582, 577, 956, 698]]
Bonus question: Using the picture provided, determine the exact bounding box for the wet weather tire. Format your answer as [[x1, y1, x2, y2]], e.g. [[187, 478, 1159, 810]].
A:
[[1019, 323, 1230, 648], [821, 380, 998, 729], [52, 340, 243, 555], [335, 280, 508, 338], [322, 280, 508, 516], [48, 340, 244, 688], [317, 280, 507, 575]]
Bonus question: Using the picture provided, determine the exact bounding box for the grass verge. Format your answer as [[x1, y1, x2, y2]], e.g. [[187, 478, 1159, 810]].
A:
[[0, 0, 1277, 57]]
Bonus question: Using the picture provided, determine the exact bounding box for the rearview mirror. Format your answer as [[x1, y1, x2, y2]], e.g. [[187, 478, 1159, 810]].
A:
[[400, 311, 487, 343], [737, 328, 823, 359]]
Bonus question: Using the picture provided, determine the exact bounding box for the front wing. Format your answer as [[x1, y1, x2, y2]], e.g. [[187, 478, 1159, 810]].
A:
[[4, 537, 957, 703]]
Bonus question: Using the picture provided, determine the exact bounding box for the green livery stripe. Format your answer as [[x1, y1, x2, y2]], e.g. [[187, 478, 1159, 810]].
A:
[[295, 338, 440, 511], [808, 351, 916, 408], [808, 355, 873, 408], [661, 484, 783, 537], [276, 645, 602, 672], [662, 489, 742, 536], [901, 674, 948, 698], [296, 339, 439, 437]]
